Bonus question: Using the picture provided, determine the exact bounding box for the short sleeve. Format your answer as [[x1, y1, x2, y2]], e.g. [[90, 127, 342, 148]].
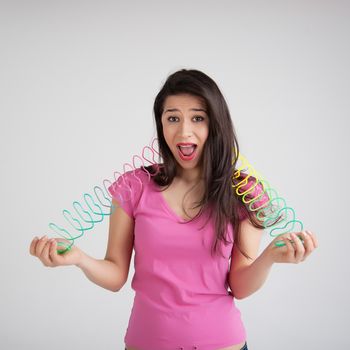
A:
[[108, 170, 144, 218]]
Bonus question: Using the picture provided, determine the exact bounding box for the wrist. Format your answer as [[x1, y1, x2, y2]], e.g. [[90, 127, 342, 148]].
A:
[[261, 247, 275, 267], [75, 250, 88, 269]]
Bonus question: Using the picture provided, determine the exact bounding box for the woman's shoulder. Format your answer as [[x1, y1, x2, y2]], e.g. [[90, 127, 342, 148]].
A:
[[120, 165, 162, 191], [108, 166, 155, 205], [124, 165, 157, 180]]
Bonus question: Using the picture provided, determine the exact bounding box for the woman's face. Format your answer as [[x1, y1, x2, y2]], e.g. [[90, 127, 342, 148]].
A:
[[161, 93, 209, 172]]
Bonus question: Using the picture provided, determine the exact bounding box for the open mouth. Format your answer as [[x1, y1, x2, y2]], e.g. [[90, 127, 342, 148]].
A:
[[176, 143, 198, 160], [177, 144, 197, 156]]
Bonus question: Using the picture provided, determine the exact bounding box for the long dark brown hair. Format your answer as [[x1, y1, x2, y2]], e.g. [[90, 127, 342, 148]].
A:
[[144, 68, 270, 260]]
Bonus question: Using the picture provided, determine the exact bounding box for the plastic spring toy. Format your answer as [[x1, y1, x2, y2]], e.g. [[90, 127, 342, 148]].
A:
[[48, 139, 161, 254], [47, 138, 304, 253], [232, 153, 304, 247]]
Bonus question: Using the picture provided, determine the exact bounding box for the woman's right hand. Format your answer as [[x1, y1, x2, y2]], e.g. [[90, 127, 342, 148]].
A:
[[29, 236, 83, 267]]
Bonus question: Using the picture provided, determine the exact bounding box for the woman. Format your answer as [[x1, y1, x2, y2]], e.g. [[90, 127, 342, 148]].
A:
[[30, 69, 318, 350]]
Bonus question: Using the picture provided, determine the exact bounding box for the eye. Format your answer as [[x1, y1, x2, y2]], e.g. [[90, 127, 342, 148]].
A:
[[168, 116, 179, 122], [193, 116, 205, 122]]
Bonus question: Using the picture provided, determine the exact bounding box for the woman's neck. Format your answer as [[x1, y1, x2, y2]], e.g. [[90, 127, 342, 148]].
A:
[[176, 166, 204, 185]]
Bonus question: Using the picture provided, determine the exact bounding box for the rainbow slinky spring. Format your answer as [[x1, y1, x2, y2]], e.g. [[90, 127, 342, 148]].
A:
[[232, 153, 303, 247], [47, 138, 303, 253]]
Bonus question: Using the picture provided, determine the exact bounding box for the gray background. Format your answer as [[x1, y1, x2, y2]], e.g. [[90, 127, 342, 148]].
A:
[[1, 0, 349, 349]]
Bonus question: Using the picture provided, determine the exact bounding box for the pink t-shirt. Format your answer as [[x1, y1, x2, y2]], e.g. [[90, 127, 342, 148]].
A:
[[108, 168, 252, 350]]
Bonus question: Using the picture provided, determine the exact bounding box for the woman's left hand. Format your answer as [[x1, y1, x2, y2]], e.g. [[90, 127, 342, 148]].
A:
[[264, 230, 319, 264]]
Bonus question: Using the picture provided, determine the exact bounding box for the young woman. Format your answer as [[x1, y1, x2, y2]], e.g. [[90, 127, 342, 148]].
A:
[[29, 69, 318, 350]]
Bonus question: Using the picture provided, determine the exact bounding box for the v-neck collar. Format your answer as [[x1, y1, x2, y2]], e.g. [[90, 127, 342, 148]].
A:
[[151, 181, 197, 223]]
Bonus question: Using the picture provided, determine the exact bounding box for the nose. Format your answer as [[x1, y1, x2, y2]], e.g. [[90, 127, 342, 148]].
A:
[[179, 118, 193, 137]]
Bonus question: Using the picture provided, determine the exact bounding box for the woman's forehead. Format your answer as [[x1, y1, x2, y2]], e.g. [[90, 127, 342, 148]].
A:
[[163, 94, 207, 111]]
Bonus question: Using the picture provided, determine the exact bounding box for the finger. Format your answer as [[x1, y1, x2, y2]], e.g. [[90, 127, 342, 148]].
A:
[[306, 230, 318, 248], [280, 232, 295, 242], [29, 237, 39, 256], [300, 231, 314, 261], [35, 235, 49, 256], [49, 240, 62, 266], [291, 232, 305, 263], [283, 235, 295, 260], [40, 239, 53, 267], [274, 233, 290, 247]]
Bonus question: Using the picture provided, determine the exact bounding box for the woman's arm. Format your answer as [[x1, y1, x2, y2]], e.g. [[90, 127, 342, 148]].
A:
[[228, 219, 269, 299], [229, 243, 274, 300], [229, 219, 318, 300], [30, 198, 134, 293], [76, 198, 135, 292], [76, 251, 127, 292]]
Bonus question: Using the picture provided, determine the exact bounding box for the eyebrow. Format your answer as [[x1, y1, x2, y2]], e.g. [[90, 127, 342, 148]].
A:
[[163, 108, 207, 114]]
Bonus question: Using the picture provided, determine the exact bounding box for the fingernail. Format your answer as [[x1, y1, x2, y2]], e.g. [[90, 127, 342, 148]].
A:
[[307, 230, 313, 235]]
